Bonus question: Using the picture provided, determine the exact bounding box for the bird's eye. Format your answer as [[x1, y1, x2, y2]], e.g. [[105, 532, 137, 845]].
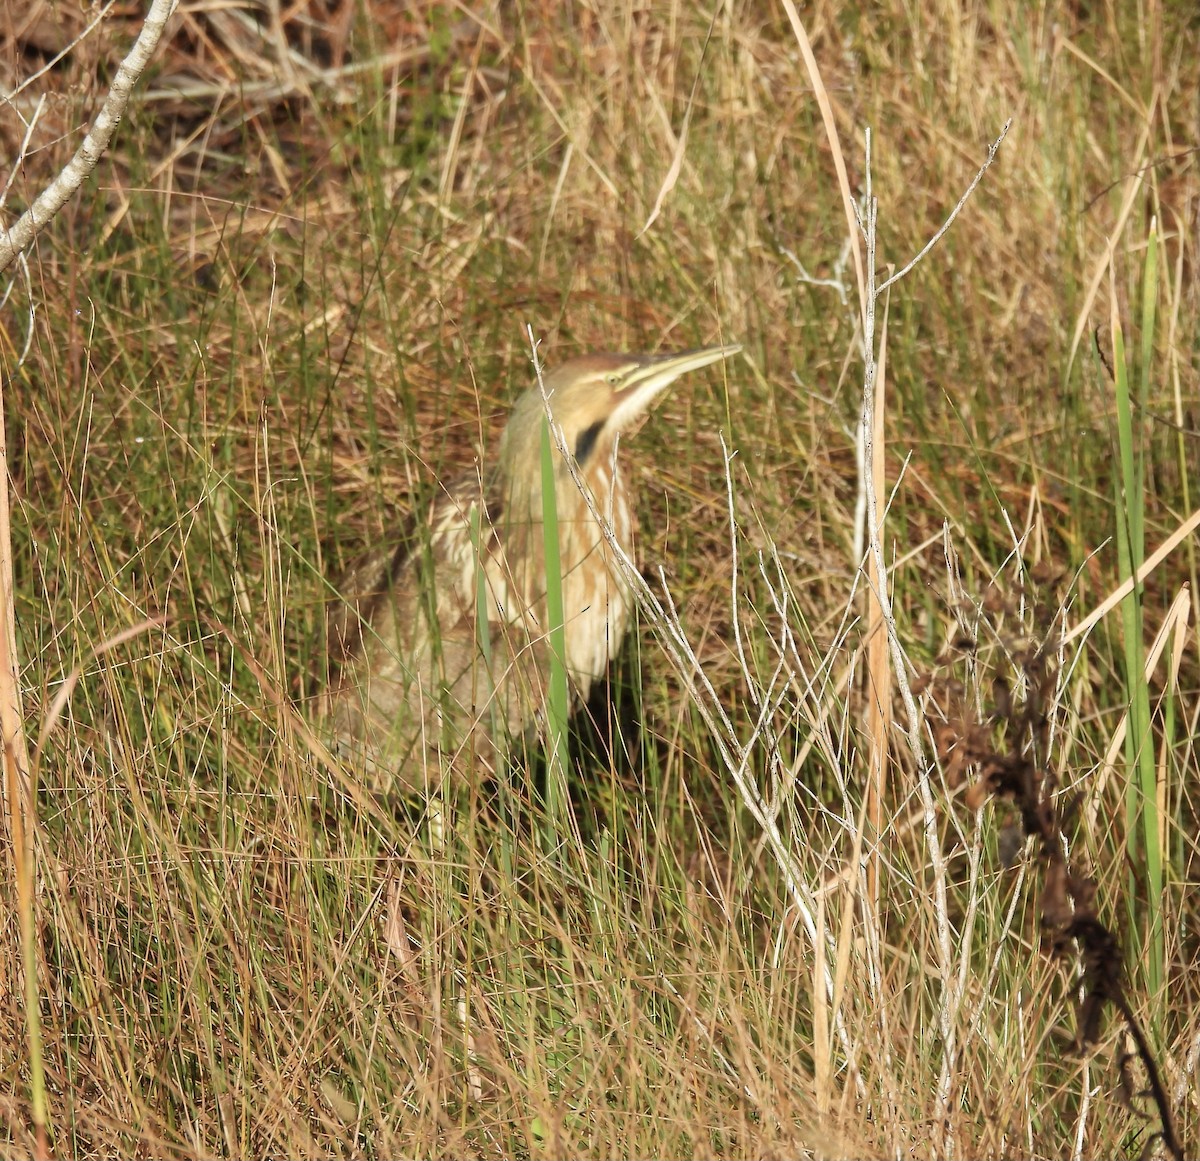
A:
[[605, 372, 621, 386]]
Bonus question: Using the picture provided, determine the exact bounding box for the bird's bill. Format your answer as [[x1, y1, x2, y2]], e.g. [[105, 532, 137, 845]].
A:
[[608, 344, 741, 431], [620, 344, 741, 395]]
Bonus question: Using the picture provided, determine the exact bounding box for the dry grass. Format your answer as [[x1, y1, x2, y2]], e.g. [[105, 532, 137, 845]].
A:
[[2, 0, 1199, 1157]]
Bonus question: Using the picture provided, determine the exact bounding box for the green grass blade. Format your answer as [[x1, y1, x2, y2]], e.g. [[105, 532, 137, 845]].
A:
[[1137, 220, 1164, 997], [1113, 230, 1163, 996], [539, 415, 571, 838]]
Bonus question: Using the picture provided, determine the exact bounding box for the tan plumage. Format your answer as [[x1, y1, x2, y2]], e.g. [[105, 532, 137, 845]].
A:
[[327, 344, 740, 792]]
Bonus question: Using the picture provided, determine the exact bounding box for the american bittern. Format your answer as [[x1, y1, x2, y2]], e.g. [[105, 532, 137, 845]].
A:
[[327, 344, 740, 792]]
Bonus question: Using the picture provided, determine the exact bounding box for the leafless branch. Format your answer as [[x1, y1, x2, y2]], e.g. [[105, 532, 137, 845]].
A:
[[0, 0, 178, 276]]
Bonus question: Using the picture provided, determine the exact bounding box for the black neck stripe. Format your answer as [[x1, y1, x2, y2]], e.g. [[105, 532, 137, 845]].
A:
[[574, 419, 605, 465]]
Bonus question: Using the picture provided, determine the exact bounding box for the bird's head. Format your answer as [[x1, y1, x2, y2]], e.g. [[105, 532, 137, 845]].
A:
[[499, 345, 741, 484]]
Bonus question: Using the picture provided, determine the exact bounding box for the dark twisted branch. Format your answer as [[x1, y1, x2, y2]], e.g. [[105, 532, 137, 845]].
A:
[[927, 594, 1184, 1161]]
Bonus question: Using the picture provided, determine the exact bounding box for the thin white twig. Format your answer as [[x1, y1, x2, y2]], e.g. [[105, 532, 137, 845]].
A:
[[1, 2, 117, 104], [1073, 1058, 1097, 1161], [780, 245, 849, 304], [876, 120, 1012, 298], [0, 96, 46, 213]]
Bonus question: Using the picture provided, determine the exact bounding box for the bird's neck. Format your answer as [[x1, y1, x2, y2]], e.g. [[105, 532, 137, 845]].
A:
[[499, 447, 619, 525]]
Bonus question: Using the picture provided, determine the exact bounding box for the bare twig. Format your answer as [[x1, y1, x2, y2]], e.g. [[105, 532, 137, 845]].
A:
[[876, 120, 1012, 298], [0, 0, 178, 275]]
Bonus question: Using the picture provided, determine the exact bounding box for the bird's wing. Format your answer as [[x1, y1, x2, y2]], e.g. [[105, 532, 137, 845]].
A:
[[326, 471, 533, 786], [325, 467, 492, 664], [325, 538, 411, 672]]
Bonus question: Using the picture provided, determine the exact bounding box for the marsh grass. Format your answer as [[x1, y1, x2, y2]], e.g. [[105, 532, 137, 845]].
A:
[[2, 1, 1198, 1157]]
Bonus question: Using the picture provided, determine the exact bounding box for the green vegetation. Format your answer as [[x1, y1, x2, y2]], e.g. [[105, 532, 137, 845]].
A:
[[2, 2, 1197, 1157]]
